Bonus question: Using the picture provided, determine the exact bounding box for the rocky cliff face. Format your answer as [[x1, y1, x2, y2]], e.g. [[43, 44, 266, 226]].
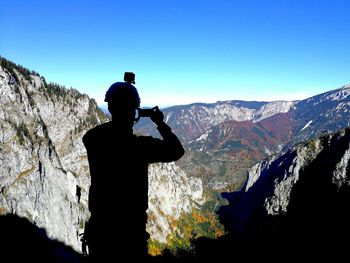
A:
[[216, 128, 350, 259], [0, 60, 105, 252], [242, 128, 350, 217], [147, 163, 204, 243]]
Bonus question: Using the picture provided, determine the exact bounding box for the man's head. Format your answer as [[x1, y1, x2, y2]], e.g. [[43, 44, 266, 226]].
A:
[[104, 82, 140, 128]]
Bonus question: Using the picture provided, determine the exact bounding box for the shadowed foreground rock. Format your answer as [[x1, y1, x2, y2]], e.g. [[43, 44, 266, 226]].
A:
[[0, 214, 85, 262]]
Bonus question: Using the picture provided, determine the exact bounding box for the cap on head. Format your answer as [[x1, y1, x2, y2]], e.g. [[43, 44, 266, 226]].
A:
[[104, 82, 140, 108]]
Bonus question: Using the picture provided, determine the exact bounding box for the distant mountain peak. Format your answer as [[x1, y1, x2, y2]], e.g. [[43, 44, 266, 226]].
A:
[[323, 85, 350, 102]]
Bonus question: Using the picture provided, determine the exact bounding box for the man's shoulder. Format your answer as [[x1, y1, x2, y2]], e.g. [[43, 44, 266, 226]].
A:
[[83, 122, 112, 140], [89, 122, 112, 132]]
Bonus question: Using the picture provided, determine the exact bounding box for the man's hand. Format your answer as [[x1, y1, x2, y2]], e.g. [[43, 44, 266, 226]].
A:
[[150, 106, 164, 126]]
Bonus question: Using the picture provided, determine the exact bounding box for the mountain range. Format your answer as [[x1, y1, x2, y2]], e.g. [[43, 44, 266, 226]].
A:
[[135, 84, 350, 193]]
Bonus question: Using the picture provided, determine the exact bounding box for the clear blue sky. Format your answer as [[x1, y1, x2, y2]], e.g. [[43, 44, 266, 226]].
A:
[[1, 0, 350, 107]]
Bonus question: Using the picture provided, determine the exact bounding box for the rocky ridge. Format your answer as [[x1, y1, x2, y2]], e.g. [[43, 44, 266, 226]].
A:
[[136, 100, 295, 143], [219, 127, 350, 239], [0, 59, 105, 252]]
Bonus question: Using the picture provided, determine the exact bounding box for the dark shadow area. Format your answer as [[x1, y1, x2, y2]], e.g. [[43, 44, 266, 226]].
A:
[[0, 214, 85, 262]]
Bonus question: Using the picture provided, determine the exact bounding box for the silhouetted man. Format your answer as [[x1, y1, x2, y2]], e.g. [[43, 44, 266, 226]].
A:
[[82, 78, 185, 262]]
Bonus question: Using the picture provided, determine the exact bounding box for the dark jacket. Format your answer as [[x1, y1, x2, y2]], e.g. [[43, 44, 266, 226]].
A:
[[82, 121, 184, 257]]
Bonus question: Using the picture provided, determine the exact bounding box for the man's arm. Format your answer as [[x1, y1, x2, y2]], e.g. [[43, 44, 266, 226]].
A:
[[141, 107, 185, 163], [156, 121, 185, 161]]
